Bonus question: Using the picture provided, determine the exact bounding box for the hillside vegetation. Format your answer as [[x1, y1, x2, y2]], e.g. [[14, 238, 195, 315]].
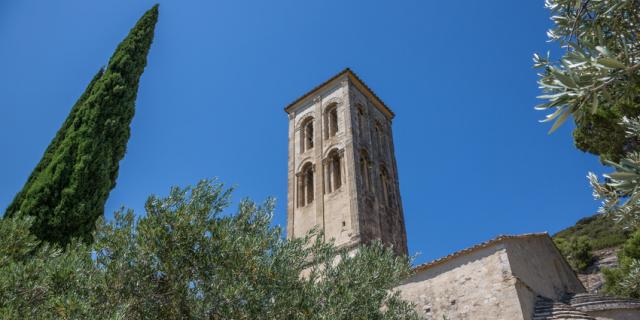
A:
[[554, 214, 631, 251]]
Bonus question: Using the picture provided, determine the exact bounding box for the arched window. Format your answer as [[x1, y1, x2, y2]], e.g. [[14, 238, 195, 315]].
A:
[[306, 166, 314, 204], [374, 123, 383, 153], [331, 152, 342, 191], [325, 149, 342, 193], [360, 150, 371, 193], [325, 104, 339, 139], [380, 166, 392, 207], [298, 163, 314, 207], [357, 105, 367, 136], [300, 118, 314, 153], [330, 108, 338, 136], [385, 132, 392, 156]]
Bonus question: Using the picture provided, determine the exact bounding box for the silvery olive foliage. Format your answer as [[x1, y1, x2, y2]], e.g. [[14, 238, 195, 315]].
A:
[[535, 0, 640, 163], [589, 117, 640, 226], [536, 0, 640, 298], [535, 0, 640, 134], [536, 0, 640, 233], [0, 180, 418, 320], [588, 118, 640, 297], [0, 216, 121, 319]]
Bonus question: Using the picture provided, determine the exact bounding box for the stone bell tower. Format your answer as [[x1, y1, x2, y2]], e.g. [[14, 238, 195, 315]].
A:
[[284, 68, 408, 255]]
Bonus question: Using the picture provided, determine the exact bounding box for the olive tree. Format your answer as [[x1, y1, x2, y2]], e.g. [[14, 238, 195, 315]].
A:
[[0, 180, 418, 320], [535, 0, 640, 298], [535, 0, 640, 161]]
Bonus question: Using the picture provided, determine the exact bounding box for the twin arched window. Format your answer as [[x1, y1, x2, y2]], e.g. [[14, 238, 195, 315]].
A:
[[360, 150, 395, 208], [297, 163, 314, 207], [300, 104, 339, 155], [375, 122, 394, 160]]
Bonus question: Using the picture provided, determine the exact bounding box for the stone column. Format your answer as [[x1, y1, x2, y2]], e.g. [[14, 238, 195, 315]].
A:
[[286, 113, 296, 239], [312, 96, 325, 237]]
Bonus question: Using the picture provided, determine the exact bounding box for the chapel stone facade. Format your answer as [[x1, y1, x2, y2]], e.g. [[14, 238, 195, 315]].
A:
[[285, 68, 407, 255]]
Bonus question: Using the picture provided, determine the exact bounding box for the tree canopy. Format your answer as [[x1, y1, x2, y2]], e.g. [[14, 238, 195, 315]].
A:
[[0, 180, 418, 319], [535, 0, 640, 162], [536, 0, 640, 298]]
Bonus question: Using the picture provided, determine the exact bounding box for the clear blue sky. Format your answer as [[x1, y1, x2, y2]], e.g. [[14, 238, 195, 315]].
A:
[[0, 0, 607, 265]]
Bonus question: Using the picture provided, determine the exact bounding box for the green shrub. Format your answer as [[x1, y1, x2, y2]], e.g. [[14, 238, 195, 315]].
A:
[[604, 230, 640, 298], [555, 236, 594, 272], [554, 214, 631, 251]]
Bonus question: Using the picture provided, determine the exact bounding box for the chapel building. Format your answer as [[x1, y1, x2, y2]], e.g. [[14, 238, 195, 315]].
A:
[[284, 69, 640, 320]]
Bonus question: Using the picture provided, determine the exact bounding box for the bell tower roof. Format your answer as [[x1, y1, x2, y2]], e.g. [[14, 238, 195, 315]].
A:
[[284, 68, 395, 120]]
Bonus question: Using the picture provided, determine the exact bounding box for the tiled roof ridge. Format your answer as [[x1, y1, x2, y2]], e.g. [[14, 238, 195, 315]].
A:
[[413, 233, 549, 273]]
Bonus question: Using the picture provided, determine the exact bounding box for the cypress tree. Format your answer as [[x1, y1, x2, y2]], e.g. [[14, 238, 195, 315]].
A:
[[5, 5, 159, 246], [7, 69, 105, 210]]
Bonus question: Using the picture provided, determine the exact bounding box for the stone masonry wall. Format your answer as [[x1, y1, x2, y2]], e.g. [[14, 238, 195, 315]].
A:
[[287, 81, 356, 248], [395, 244, 525, 320]]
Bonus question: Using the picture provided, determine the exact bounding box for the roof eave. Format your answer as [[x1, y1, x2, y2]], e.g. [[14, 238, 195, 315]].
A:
[[284, 68, 395, 119], [412, 233, 550, 274]]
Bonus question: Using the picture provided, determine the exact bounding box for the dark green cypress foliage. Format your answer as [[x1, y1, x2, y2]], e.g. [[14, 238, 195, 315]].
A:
[[6, 68, 105, 215], [4, 5, 159, 246]]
